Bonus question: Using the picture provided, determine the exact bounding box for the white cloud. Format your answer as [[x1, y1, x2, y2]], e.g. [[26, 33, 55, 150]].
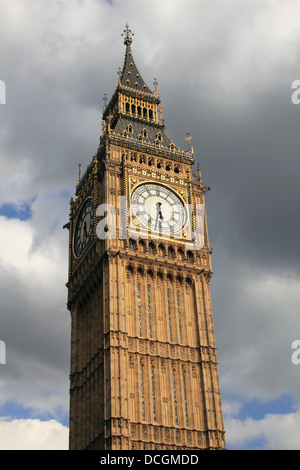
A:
[[225, 408, 300, 450], [0, 211, 69, 415], [0, 0, 300, 451], [214, 265, 300, 403], [0, 418, 68, 450]]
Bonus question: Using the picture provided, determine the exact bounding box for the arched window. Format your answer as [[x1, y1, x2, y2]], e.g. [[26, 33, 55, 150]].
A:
[[167, 289, 173, 342], [139, 240, 146, 252], [151, 366, 156, 421], [177, 292, 183, 344], [148, 285, 153, 339], [158, 243, 165, 257], [141, 364, 145, 419], [137, 284, 142, 337], [172, 373, 178, 425], [148, 242, 155, 254], [183, 374, 189, 427], [178, 248, 185, 261], [129, 239, 136, 250]]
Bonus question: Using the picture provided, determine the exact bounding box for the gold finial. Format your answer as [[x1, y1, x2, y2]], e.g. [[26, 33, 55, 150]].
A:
[[76, 163, 82, 185], [122, 23, 134, 45], [117, 67, 122, 85], [103, 93, 107, 108], [153, 78, 159, 95], [185, 131, 192, 151]]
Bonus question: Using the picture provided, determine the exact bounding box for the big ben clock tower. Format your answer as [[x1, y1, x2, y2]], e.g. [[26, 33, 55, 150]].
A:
[[67, 24, 226, 451]]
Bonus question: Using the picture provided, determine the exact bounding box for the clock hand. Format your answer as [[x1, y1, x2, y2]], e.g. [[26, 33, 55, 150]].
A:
[[83, 220, 87, 238], [154, 202, 163, 230]]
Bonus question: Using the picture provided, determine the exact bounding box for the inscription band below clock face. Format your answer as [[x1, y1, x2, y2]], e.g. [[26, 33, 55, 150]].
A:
[[74, 198, 94, 257], [131, 183, 186, 234]]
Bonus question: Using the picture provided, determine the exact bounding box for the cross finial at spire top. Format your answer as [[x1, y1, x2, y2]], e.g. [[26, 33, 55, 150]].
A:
[[185, 131, 192, 150], [122, 23, 134, 45]]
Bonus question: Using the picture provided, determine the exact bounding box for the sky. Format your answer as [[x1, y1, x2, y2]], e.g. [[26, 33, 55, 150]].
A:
[[0, 0, 300, 450]]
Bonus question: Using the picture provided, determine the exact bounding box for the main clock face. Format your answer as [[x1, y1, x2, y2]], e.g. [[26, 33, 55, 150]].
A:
[[74, 198, 94, 257], [131, 183, 186, 234]]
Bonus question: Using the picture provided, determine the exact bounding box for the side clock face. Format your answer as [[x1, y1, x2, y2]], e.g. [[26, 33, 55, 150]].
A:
[[74, 198, 94, 257], [131, 183, 186, 234]]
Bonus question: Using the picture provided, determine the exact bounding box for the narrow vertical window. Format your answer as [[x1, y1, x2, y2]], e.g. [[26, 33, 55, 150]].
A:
[[167, 290, 173, 342], [172, 373, 178, 425], [137, 284, 142, 337], [141, 367, 145, 421], [148, 285, 152, 338], [183, 374, 189, 427], [151, 368, 156, 422], [177, 292, 183, 343]]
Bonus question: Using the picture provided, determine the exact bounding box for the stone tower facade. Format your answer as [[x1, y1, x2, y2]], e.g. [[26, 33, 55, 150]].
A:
[[67, 24, 226, 450]]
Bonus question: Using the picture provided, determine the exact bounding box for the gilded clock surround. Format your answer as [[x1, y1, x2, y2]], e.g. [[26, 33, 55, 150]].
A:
[[66, 24, 226, 451], [129, 179, 191, 240], [73, 197, 94, 258]]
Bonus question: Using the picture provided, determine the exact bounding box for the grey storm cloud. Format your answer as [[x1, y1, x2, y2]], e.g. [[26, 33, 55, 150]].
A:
[[0, 0, 300, 449]]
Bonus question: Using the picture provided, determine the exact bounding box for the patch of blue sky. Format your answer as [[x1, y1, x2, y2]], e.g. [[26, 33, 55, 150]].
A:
[[224, 394, 298, 449], [229, 436, 267, 451], [0, 401, 69, 427], [58, 189, 72, 199], [0, 199, 35, 221], [237, 394, 297, 421]]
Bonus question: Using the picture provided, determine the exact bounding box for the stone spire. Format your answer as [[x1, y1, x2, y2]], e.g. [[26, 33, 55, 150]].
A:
[[119, 23, 153, 95]]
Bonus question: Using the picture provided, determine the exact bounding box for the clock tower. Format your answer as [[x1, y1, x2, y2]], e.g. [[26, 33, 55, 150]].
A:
[[67, 24, 226, 450]]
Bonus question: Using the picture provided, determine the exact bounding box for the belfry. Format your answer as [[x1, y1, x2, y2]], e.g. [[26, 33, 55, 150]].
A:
[[67, 24, 226, 450]]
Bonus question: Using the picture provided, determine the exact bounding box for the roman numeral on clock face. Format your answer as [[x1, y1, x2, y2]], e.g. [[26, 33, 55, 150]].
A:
[[131, 183, 186, 234]]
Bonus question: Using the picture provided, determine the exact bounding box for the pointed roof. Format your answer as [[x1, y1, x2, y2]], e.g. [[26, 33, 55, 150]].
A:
[[100, 25, 194, 163], [119, 23, 154, 96]]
